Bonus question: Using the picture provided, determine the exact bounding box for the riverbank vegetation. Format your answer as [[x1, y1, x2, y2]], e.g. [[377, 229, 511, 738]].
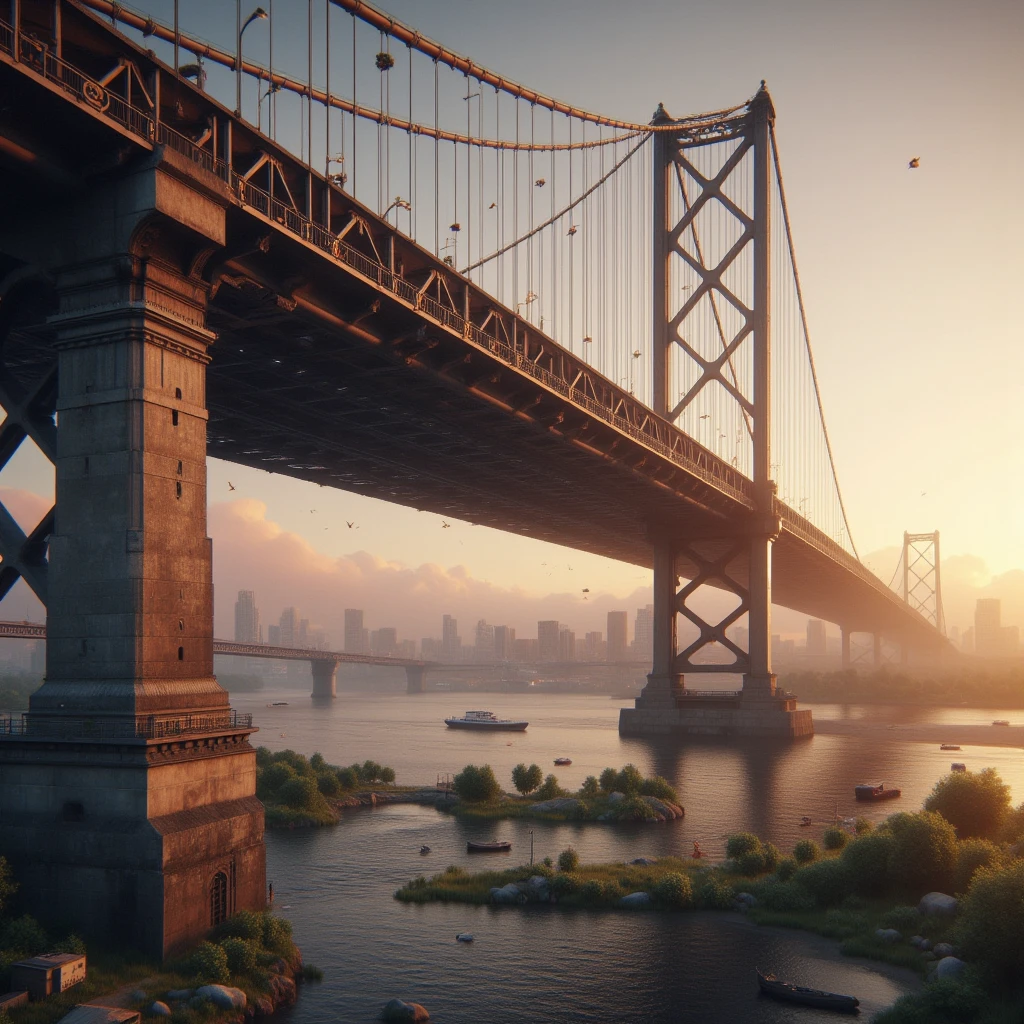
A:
[[782, 666, 1024, 708], [256, 748, 396, 827], [398, 768, 1024, 1022], [445, 763, 683, 822]]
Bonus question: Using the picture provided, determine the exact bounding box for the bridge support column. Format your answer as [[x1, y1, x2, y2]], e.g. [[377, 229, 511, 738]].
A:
[[310, 659, 338, 699], [636, 540, 684, 708], [0, 158, 264, 958], [841, 628, 852, 670], [873, 634, 883, 667], [405, 665, 428, 694], [741, 521, 778, 699]]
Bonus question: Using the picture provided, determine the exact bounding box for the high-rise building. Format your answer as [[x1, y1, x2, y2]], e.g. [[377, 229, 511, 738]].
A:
[[585, 631, 604, 660], [493, 625, 516, 661], [607, 611, 628, 661], [278, 606, 300, 647], [975, 599, 1019, 657], [420, 637, 440, 660], [441, 615, 461, 660], [234, 590, 261, 643], [475, 619, 495, 662], [371, 627, 398, 656], [513, 637, 539, 661], [632, 604, 654, 660], [267, 625, 281, 646], [558, 627, 576, 661], [344, 609, 365, 653], [538, 620, 561, 661], [806, 619, 827, 656]]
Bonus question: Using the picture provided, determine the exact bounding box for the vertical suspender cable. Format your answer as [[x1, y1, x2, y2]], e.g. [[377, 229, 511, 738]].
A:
[[351, 13, 357, 199]]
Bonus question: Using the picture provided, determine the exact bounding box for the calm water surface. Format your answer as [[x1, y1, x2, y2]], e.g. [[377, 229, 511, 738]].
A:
[[233, 688, 1024, 1023]]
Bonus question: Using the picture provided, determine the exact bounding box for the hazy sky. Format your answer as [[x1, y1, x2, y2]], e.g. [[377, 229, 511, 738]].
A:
[[3, 0, 1022, 640]]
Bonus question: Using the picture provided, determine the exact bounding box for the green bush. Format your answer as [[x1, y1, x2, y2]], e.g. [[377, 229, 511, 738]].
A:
[[580, 776, 600, 798], [550, 872, 580, 898], [511, 763, 544, 796], [638, 776, 679, 802], [873, 977, 988, 1024], [726, 833, 762, 859], [301, 963, 324, 982], [219, 937, 259, 974], [822, 908, 869, 939], [379, 766, 396, 784], [258, 761, 297, 796], [885, 811, 958, 895], [924, 767, 1011, 840], [955, 859, 1024, 983], [0, 915, 48, 956], [823, 826, 848, 851], [776, 857, 798, 882], [579, 879, 605, 904], [879, 905, 921, 933], [601, 880, 625, 902], [698, 875, 735, 909], [998, 802, 1024, 844], [453, 764, 502, 803], [841, 832, 894, 895], [557, 847, 580, 872], [599, 767, 618, 792], [750, 878, 815, 912], [793, 839, 820, 864], [262, 914, 294, 957], [794, 858, 852, 907], [212, 909, 265, 942], [0, 857, 16, 915], [534, 774, 565, 801], [337, 767, 359, 790], [612, 795, 658, 822], [188, 941, 230, 983], [58, 934, 87, 955], [737, 849, 769, 876], [316, 771, 342, 797], [278, 775, 320, 810], [953, 838, 1004, 896], [309, 752, 326, 772], [615, 764, 644, 795], [653, 872, 693, 908], [762, 843, 781, 872], [854, 817, 873, 835]]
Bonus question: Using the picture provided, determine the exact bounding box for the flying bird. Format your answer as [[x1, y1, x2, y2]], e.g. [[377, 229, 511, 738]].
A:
[[346, 521, 356, 528], [488, 202, 497, 209], [442, 521, 451, 529], [567, 225, 577, 236], [535, 178, 546, 187], [908, 157, 920, 169], [582, 588, 590, 593], [227, 482, 236, 491]]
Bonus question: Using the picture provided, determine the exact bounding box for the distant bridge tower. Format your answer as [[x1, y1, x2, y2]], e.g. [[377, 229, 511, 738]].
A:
[[903, 531, 944, 634]]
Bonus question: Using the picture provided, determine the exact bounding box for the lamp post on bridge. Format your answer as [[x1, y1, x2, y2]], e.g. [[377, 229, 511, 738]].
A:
[[236, 4, 268, 119]]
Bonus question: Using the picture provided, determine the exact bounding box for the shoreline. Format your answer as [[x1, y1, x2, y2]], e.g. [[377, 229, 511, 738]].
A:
[[813, 719, 1024, 748]]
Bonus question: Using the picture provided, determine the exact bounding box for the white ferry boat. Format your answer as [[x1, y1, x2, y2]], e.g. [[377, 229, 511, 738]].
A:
[[444, 710, 529, 731]]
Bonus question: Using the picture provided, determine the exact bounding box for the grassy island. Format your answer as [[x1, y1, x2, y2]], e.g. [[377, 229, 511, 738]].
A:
[[397, 768, 1024, 1024], [441, 763, 684, 823], [256, 747, 398, 827]]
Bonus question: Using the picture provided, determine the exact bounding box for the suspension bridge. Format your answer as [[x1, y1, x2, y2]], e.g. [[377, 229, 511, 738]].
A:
[[0, 0, 948, 954]]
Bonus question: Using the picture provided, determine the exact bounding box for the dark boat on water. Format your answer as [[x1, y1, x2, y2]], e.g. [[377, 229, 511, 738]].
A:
[[467, 840, 512, 853], [855, 783, 901, 802], [756, 970, 859, 1013]]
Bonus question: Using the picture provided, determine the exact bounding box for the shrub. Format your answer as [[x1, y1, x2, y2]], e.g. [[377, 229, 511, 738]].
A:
[[58, 934, 87, 955], [0, 857, 16, 915], [823, 826, 848, 851], [880, 905, 921, 933], [309, 752, 326, 772], [601, 880, 625, 902], [551, 872, 581, 898], [579, 879, 605, 904], [854, 817, 873, 835], [379, 766, 396, 785], [316, 771, 342, 797], [925, 767, 1011, 840], [737, 849, 769, 876], [258, 761, 297, 797], [278, 775, 320, 810], [511, 763, 544, 796], [0, 915, 48, 956], [750, 878, 815, 912], [580, 776, 600, 799], [841, 832, 894, 895], [615, 764, 644, 795], [273, 749, 311, 775], [557, 847, 580, 872], [358, 760, 384, 784], [822, 908, 869, 939], [301, 964, 324, 982], [794, 858, 852, 907], [612, 795, 658, 822], [873, 977, 987, 1024], [885, 811, 957, 895], [542, 856, 553, 868], [213, 909, 265, 942], [599, 767, 619, 793], [726, 833, 762, 859], [776, 857, 798, 882], [639, 776, 678, 802], [453, 764, 502, 803], [534, 774, 565, 801], [953, 838, 1003, 896], [188, 941, 230, 983], [337, 767, 359, 790], [762, 843, 781, 872], [219, 937, 258, 974], [955, 859, 1024, 984], [262, 914, 293, 957], [998, 802, 1024, 844], [793, 839, 819, 864], [698, 875, 735, 909], [653, 872, 693, 908]]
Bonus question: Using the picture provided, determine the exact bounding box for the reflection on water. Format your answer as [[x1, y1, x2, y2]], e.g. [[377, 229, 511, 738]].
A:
[[236, 688, 1022, 1023]]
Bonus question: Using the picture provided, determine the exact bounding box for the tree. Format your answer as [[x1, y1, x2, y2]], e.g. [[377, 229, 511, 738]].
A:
[[884, 810, 957, 894], [793, 839, 820, 864], [0, 856, 16, 915], [924, 768, 1012, 840], [453, 764, 502, 803], [580, 776, 600, 799], [511, 763, 544, 796], [953, 838, 1003, 896], [599, 767, 618, 792], [535, 774, 564, 801], [557, 847, 580, 872], [955, 859, 1024, 984]]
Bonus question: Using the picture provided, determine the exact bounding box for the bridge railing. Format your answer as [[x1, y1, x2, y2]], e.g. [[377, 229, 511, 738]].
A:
[[0, 709, 253, 741]]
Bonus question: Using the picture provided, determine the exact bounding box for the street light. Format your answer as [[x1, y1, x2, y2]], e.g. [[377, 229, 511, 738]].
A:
[[382, 195, 412, 223], [258, 81, 280, 133], [236, 4, 268, 118]]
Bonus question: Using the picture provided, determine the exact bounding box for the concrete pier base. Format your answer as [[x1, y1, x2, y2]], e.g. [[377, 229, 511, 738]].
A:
[[619, 693, 813, 739]]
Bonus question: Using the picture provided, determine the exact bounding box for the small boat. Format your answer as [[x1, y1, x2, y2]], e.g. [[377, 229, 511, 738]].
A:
[[467, 840, 512, 853], [553, 757, 572, 766], [940, 744, 961, 751], [444, 710, 528, 731], [854, 783, 901, 802], [419, 845, 431, 854], [951, 763, 966, 773], [756, 969, 859, 1013], [455, 933, 474, 943], [799, 815, 812, 827], [992, 720, 1010, 727]]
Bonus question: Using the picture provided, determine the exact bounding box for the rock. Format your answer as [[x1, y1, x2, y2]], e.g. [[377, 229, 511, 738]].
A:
[[618, 891, 652, 908], [519, 876, 550, 901], [641, 796, 685, 820], [909, 935, 931, 950], [607, 792, 625, 804], [253, 996, 275, 1017], [268, 957, 294, 978], [932, 942, 955, 958], [734, 892, 757, 909], [196, 985, 247, 1010], [630, 857, 658, 866], [268, 974, 297, 1007], [875, 928, 902, 944], [149, 1002, 171, 1017], [381, 998, 430, 1022], [455, 933, 473, 942], [166, 989, 193, 1001], [919, 892, 958, 916], [490, 883, 524, 904], [130, 991, 148, 1002], [530, 797, 584, 815], [935, 956, 966, 980]]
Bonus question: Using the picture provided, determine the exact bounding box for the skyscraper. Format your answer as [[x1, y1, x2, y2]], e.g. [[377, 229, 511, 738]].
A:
[[474, 619, 495, 661], [278, 607, 300, 647], [632, 604, 654, 660], [538, 620, 560, 661], [344, 609, 365, 653], [442, 615, 461, 660], [607, 611, 628, 661], [806, 619, 827, 656], [493, 625, 516, 661], [234, 590, 261, 643]]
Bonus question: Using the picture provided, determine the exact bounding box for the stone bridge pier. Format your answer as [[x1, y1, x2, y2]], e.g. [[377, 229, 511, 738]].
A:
[[405, 666, 427, 694], [310, 659, 339, 699]]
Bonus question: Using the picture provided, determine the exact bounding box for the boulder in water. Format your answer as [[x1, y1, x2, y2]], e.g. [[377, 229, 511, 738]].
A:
[[619, 891, 652, 908], [195, 985, 247, 1010], [382, 998, 430, 1022]]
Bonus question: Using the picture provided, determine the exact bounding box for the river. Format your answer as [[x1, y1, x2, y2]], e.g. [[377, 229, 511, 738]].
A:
[[230, 687, 1024, 1023]]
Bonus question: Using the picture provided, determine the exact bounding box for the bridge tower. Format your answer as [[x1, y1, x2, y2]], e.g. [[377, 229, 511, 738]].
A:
[[623, 85, 810, 738], [902, 531, 944, 633], [0, 148, 265, 955]]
